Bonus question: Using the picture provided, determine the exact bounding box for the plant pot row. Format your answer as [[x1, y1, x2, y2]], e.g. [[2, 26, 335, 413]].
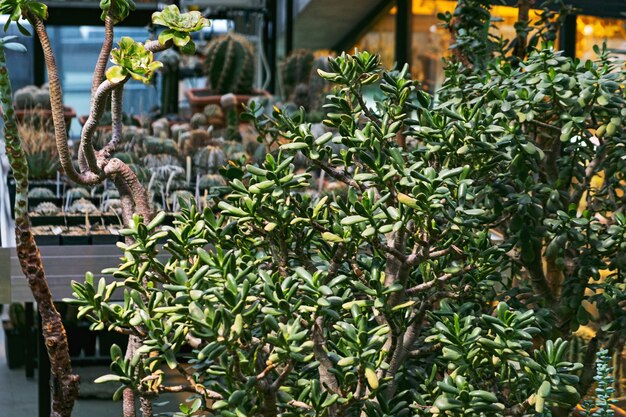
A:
[[34, 233, 123, 246]]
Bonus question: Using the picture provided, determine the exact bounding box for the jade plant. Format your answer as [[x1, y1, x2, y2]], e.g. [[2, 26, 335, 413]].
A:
[[65, 50, 595, 417], [0, 0, 208, 416]]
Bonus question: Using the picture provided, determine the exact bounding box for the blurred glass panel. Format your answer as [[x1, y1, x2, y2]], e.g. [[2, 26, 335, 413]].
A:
[[577, 15, 626, 61], [46, 26, 159, 137], [0, 17, 35, 91]]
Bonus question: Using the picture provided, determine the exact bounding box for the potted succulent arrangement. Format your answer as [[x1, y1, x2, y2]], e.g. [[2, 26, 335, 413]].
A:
[[185, 32, 268, 114], [13, 84, 75, 130]]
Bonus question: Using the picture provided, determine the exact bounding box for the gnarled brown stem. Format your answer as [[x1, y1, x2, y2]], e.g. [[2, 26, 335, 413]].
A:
[[31, 16, 103, 185]]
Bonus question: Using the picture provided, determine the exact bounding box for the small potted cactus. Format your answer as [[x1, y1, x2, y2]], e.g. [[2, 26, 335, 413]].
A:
[[13, 84, 75, 131], [185, 33, 268, 114]]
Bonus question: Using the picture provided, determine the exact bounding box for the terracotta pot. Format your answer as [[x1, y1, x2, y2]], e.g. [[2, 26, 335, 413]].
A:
[[184, 88, 270, 115]]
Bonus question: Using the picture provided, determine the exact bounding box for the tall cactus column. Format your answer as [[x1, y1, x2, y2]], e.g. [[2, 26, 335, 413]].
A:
[[0, 38, 79, 417], [204, 33, 255, 94]]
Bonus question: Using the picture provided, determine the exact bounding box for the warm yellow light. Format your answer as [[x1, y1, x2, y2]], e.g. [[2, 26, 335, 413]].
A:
[[583, 24, 594, 36]]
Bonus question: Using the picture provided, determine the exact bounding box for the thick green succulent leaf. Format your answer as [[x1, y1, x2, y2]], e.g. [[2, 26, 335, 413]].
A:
[[0, 0, 47, 28], [100, 0, 136, 24], [152, 5, 209, 33], [109, 36, 162, 84]]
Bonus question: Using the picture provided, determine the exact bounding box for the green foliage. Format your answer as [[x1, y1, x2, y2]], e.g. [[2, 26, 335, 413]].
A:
[[581, 349, 617, 417], [99, 0, 135, 24], [66, 50, 595, 416], [427, 302, 581, 415], [204, 33, 255, 94], [106, 37, 162, 84], [0, 0, 47, 35], [152, 4, 209, 55]]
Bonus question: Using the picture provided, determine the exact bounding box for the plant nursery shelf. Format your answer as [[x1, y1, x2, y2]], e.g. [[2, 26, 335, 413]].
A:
[[0, 245, 168, 303]]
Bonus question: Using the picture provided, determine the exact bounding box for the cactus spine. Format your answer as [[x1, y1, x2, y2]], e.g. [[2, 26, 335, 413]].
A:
[[204, 33, 254, 94]]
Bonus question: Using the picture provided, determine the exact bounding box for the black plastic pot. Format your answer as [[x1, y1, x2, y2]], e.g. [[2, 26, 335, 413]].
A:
[[65, 322, 97, 358], [31, 215, 66, 226], [3, 321, 25, 369], [91, 234, 122, 245], [98, 331, 129, 357], [34, 234, 61, 246], [61, 235, 91, 245]]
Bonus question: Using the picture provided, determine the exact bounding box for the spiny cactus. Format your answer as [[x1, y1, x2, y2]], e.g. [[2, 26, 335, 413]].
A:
[[67, 198, 97, 214], [190, 112, 207, 129], [280, 49, 314, 101], [159, 49, 180, 115], [193, 145, 226, 175], [203, 103, 224, 121], [33, 201, 60, 215], [101, 198, 122, 214], [28, 187, 55, 199], [101, 189, 120, 200], [13, 85, 51, 110], [65, 187, 91, 200], [143, 154, 181, 169], [204, 33, 254, 94], [179, 129, 213, 157], [143, 136, 178, 155], [198, 173, 226, 190]]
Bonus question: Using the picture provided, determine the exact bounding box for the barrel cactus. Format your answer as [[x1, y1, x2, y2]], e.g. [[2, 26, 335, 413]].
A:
[[203, 103, 224, 125], [198, 173, 226, 190], [65, 187, 91, 200], [179, 129, 213, 157], [68, 198, 98, 214], [193, 145, 226, 175], [33, 201, 60, 215], [190, 112, 207, 129], [13, 85, 50, 110], [204, 33, 254, 94], [143, 136, 178, 155], [28, 187, 55, 199], [279, 49, 314, 101], [143, 154, 181, 169]]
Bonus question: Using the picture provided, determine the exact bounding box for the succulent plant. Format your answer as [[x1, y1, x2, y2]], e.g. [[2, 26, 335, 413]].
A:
[[204, 33, 254, 95], [143, 154, 181, 169], [167, 189, 195, 210], [203, 103, 224, 120], [112, 152, 134, 164], [197, 173, 226, 190], [67, 198, 98, 214], [152, 4, 209, 55], [170, 123, 190, 142], [151, 117, 170, 138], [222, 140, 246, 159], [101, 198, 122, 214], [28, 187, 55, 199], [190, 112, 207, 129], [279, 49, 314, 101], [33, 201, 60, 215], [65, 187, 91, 200], [179, 129, 213, 157], [106, 37, 163, 84], [193, 145, 226, 175], [143, 136, 178, 155], [306, 55, 333, 115], [13, 85, 51, 110], [101, 189, 120, 200]]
